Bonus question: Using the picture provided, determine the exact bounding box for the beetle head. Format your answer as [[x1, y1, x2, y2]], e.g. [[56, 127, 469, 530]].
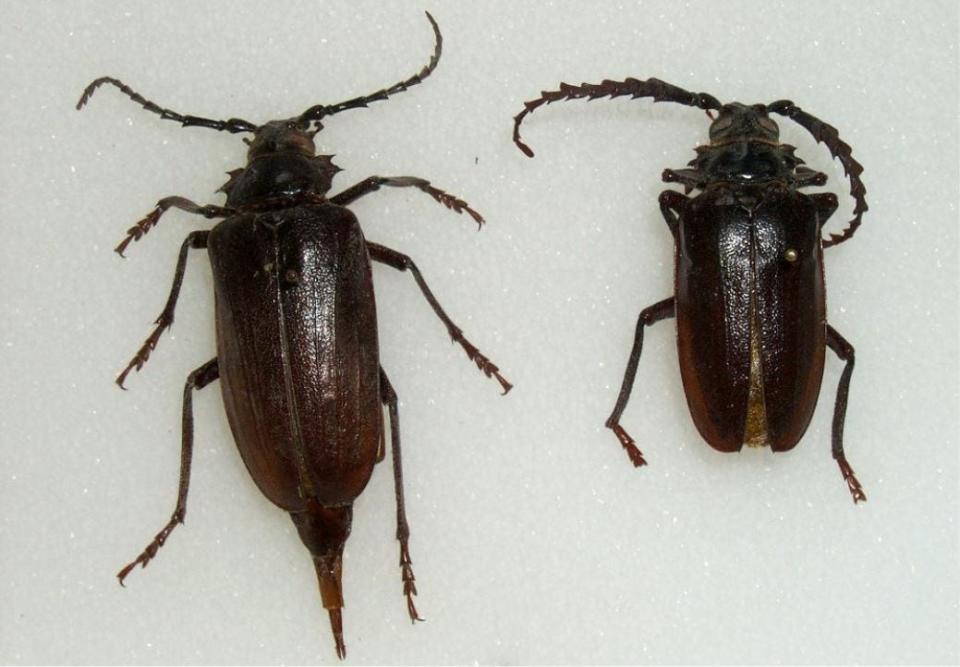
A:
[[709, 103, 781, 144], [221, 120, 341, 206], [245, 120, 317, 160]]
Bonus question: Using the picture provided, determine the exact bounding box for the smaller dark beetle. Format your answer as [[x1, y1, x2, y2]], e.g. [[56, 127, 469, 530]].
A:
[[513, 77, 867, 503], [79, 13, 510, 658]]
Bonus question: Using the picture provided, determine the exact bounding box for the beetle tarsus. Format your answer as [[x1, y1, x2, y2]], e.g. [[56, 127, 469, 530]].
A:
[[115, 208, 161, 256], [608, 423, 648, 467], [117, 508, 185, 585], [454, 333, 513, 394], [116, 317, 170, 388], [837, 456, 867, 504], [399, 543, 424, 622]]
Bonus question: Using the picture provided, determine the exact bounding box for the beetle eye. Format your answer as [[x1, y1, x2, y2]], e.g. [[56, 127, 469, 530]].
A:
[[712, 115, 733, 131], [758, 118, 778, 135]]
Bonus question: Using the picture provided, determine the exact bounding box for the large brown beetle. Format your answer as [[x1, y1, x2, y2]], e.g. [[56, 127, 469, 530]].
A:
[[78, 13, 510, 658], [513, 77, 867, 503]]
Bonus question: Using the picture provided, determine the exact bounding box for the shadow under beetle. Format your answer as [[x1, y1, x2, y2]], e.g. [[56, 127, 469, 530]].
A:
[[513, 77, 867, 503], [78, 13, 511, 658]]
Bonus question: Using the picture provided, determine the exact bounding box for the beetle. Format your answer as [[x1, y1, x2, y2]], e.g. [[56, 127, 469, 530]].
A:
[[78, 12, 511, 658], [512, 77, 867, 503]]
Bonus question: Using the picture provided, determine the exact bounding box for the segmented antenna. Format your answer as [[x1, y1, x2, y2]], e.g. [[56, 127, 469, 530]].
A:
[[75, 77, 258, 134], [512, 77, 722, 157], [297, 11, 442, 127], [767, 100, 867, 247]]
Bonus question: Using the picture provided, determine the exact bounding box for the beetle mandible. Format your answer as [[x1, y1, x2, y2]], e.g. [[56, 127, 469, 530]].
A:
[[78, 13, 511, 658], [513, 77, 867, 503]]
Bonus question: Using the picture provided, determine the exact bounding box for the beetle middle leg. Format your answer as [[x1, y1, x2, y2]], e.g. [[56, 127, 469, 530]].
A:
[[825, 325, 867, 503], [367, 242, 512, 394], [116, 230, 210, 388], [379, 367, 423, 623], [605, 298, 676, 467], [117, 357, 219, 585], [330, 176, 484, 228]]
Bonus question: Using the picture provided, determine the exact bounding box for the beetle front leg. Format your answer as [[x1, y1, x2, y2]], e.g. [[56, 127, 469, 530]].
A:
[[825, 326, 867, 503], [330, 176, 484, 228], [116, 230, 209, 388], [379, 368, 423, 623], [662, 168, 705, 193], [810, 193, 840, 236], [117, 358, 219, 585], [115, 196, 232, 256], [605, 297, 676, 467], [367, 242, 512, 394], [659, 190, 689, 237]]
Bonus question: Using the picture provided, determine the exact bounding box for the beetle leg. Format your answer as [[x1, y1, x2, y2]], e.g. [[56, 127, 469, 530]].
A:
[[793, 166, 828, 189], [329, 176, 484, 228], [662, 168, 705, 193], [367, 242, 512, 394], [115, 196, 232, 257], [605, 297, 676, 467], [825, 326, 866, 503], [659, 190, 689, 237], [116, 230, 209, 389], [810, 193, 840, 233], [379, 368, 424, 623], [117, 358, 219, 585]]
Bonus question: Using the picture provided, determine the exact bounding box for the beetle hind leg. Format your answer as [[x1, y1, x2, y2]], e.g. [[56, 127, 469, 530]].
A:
[[117, 358, 219, 585], [380, 368, 424, 623], [826, 325, 866, 503], [605, 298, 676, 467]]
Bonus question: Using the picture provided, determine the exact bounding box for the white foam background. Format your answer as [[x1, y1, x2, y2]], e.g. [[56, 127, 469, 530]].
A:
[[1, 1, 957, 664]]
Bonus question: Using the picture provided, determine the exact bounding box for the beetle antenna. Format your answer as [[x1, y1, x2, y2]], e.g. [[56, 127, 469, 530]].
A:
[[766, 100, 867, 247], [297, 11, 442, 128], [512, 77, 722, 157], [76, 77, 258, 134]]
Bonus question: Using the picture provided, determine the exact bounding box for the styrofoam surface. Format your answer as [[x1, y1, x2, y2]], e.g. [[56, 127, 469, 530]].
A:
[[1, 1, 957, 663]]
